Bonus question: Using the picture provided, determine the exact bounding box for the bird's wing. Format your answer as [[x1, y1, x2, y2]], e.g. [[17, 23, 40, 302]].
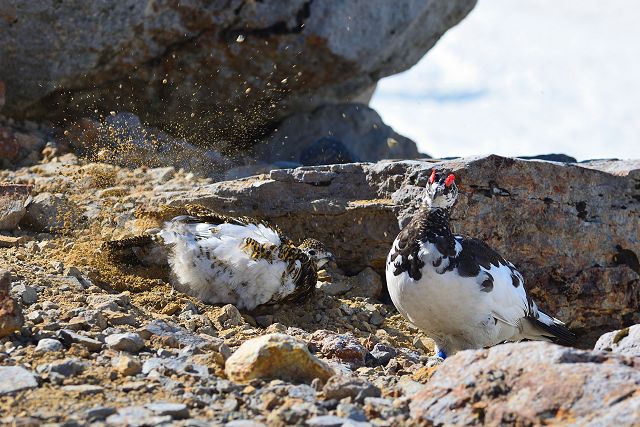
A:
[[453, 236, 533, 328]]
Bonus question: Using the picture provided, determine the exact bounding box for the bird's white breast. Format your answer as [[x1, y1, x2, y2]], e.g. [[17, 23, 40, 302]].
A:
[[386, 238, 527, 351]]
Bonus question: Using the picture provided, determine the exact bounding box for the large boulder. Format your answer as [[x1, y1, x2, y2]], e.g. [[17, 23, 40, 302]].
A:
[[164, 156, 640, 344], [256, 103, 422, 164], [0, 1, 476, 148], [409, 342, 640, 426]]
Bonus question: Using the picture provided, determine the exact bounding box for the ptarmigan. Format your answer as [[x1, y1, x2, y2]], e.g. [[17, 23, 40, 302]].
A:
[[386, 169, 575, 358], [105, 204, 334, 310]]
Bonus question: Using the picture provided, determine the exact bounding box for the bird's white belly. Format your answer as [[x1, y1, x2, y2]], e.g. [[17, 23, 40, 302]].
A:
[[386, 264, 501, 352]]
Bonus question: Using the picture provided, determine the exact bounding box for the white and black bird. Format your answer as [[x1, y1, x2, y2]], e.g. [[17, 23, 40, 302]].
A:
[[105, 205, 334, 310], [386, 169, 575, 358]]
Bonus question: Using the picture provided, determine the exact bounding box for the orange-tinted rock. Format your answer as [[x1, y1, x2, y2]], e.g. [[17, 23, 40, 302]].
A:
[[225, 333, 334, 385], [0, 269, 24, 338], [409, 342, 640, 426]]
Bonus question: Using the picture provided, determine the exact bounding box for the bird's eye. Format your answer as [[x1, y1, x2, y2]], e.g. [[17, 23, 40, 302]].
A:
[[308, 250, 317, 256]]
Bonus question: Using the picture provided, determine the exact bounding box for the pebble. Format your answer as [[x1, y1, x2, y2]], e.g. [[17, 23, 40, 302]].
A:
[[0, 366, 38, 396], [60, 384, 104, 396], [323, 376, 381, 403], [336, 402, 367, 422], [26, 310, 44, 323], [311, 330, 369, 368], [58, 329, 103, 351], [307, 415, 353, 427], [225, 421, 267, 427], [105, 332, 145, 353], [113, 354, 142, 376], [212, 304, 244, 329], [35, 338, 63, 353], [12, 284, 38, 305], [42, 358, 86, 377], [85, 406, 117, 421], [369, 312, 384, 327], [396, 376, 427, 397], [370, 343, 397, 366], [106, 406, 171, 426], [225, 333, 334, 384], [146, 402, 189, 419]]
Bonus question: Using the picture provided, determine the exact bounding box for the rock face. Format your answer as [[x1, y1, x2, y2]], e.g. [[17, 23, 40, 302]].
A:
[[595, 324, 640, 357], [0, 269, 23, 337], [0, 1, 476, 147], [167, 156, 640, 344], [256, 104, 421, 164], [224, 333, 334, 384], [409, 342, 640, 426]]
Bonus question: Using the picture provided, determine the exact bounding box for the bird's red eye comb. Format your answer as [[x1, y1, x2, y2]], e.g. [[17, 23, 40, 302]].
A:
[[429, 169, 436, 184], [445, 174, 455, 187]]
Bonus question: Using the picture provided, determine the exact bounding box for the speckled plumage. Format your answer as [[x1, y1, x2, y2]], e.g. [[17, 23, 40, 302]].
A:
[[386, 170, 575, 356], [105, 205, 330, 310]]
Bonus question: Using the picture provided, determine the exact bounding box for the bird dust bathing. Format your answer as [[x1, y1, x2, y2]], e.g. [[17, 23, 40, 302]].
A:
[[1, 2, 638, 426]]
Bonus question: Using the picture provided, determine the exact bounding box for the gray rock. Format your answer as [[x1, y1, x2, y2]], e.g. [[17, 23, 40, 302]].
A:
[[22, 192, 80, 232], [85, 406, 117, 421], [142, 357, 209, 378], [86, 293, 130, 311], [41, 358, 86, 377], [323, 376, 381, 403], [300, 137, 359, 166], [60, 384, 104, 396], [0, 184, 29, 231], [58, 329, 103, 351], [0, 366, 38, 396], [225, 421, 267, 427], [105, 332, 145, 353], [142, 319, 230, 359], [410, 342, 640, 426], [106, 406, 171, 426], [306, 415, 352, 427], [258, 104, 421, 164], [168, 156, 640, 342], [35, 338, 63, 353], [519, 153, 577, 163], [336, 403, 367, 422], [12, 284, 38, 305], [370, 344, 397, 366], [396, 376, 426, 398], [213, 304, 244, 329], [594, 324, 640, 357], [0, 1, 476, 150], [146, 402, 189, 419], [368, 312, 384, 327]]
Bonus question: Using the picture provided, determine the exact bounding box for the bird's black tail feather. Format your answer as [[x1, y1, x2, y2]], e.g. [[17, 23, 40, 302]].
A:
[[526, 310, 577, 347]]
